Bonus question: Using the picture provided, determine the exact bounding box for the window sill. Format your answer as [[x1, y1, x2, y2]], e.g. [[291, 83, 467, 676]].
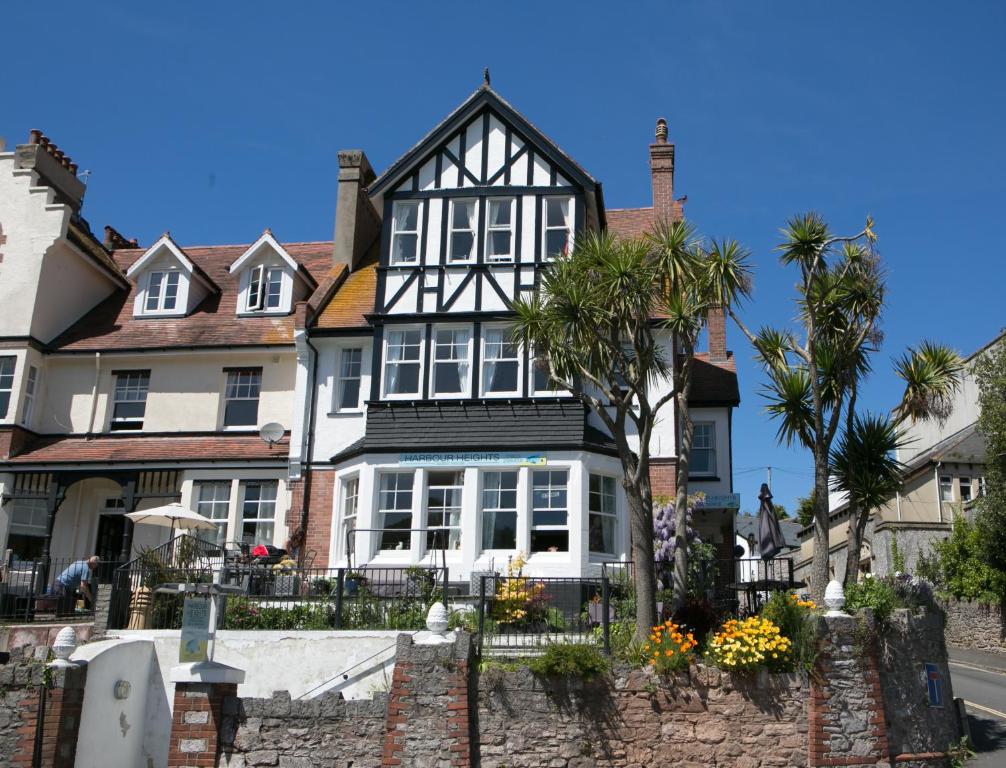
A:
[[236, 309, 292, 318], [327, 409, 365, 417], [132, 312, 188, 320], [689, 475, 720, 482]]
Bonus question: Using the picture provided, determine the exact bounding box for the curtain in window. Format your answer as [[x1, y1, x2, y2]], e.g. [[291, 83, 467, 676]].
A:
[[385, 338, 402, 393]]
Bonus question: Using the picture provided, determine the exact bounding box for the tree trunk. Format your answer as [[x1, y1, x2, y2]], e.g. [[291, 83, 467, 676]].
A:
[[810, 444, 832, 603], [672, 391, 693, 612], [842, 502, 868, 589], [625, 482, 658, 638]]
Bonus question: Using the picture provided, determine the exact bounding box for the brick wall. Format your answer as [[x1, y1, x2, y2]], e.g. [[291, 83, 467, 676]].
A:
[[707, 306, 727, 362], [36, 665, 87, 768], [649, 136, 676, 223], [650, 457, 677, 501], [168, 682, 236, 768], [289, 468, 336, 567]]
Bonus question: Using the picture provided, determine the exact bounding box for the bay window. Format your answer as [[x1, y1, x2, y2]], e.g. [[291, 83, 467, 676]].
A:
[[0, 356, 13, 418], [20, 366, 38, 427], [6, 498, 47, 560], [339, 476, 359, 559], [531, 470, 568, 552], [378, 472, 414, 550], [588, 474, 617, 555], [432, 328, 470, 396], [239, 480, 277, 545], [426, 471, 463, 551], [383, 328, 423, 397], [194, 481, 231, 547], [481, 471, 518, 550]]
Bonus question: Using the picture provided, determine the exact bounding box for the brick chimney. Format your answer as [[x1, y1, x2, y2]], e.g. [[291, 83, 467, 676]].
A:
[[707, 306, 728, 362], [333, 150, 380, 271], [649, 118, 676, 223]]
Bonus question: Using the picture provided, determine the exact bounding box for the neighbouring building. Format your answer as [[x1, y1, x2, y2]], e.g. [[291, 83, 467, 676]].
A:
[[793, 332, 999, 583], [289, 83, 741, 580], [0, 132, 335, 568]]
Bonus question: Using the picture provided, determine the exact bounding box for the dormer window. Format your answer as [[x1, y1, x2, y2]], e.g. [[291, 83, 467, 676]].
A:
[[247, 265, 284, 312], [145, 270, 180, 313]]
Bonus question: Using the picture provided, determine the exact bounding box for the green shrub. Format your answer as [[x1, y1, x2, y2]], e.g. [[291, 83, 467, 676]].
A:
[[528, 643, 610, 680], [759, 591, 819, 672], [223, 598, 333, 630], [844, 577, 897, 623]]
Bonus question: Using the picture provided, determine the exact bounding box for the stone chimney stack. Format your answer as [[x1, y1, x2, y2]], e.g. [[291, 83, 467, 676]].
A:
[[649, 118, 676, 223], [333, 150, 379, 271], [14, 129, 86, 212]]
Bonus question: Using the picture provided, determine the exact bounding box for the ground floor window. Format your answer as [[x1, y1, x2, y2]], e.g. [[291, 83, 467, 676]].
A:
[[339, 476, 359, 558], [588, 474, 617, 555], [378, 472, 414, 550], [481, 471, 518, 550], [531, 469, 568, 552], [239, 480, 277, 545], [6, 498, 47, 561], [426, 471, 462, 551], [194, 481, 231, 547]]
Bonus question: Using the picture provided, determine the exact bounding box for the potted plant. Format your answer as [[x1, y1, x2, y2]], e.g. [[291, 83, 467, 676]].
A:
[[271, 557, 299, 596], [345, 570, 368, 596]]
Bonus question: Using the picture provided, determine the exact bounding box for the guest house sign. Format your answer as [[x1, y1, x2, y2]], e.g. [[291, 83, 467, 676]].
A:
[[399, 452, 547, 467]]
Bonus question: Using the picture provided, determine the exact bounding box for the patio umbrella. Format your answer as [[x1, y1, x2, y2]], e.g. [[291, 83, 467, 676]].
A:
[[125, 503, 217, 537], [756, 483, 787, 560]]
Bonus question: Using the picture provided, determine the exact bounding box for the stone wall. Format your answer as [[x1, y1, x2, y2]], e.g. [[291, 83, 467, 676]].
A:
[[942, 598, 1006, 654], [219, 690, 387, 767], [878, 609, 961, 761], [0, 646, 45, 766], [477, 665, 808, 768]]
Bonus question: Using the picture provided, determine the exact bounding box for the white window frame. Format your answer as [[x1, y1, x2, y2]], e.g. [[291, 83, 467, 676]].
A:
[[430, 326, 472, 398], [542, 196, 574, 260], [485, 197, 516, 263], [245, 265, 287, 313], [939, 475, 954, 502], [333, 346, 365, 412], [530, 469, 569, 553], [144, 269, 182, 314], [690, 422, 717, 476], [111, 370, 150, 431], [480, 470, 519, 552], [223, 368, 262, 429], [390, 201, 422, 266], [531, 346, 568, 396], [425, 470, 463, 553], [194, 481, 231, 547], [339, 475, 360, 560], [959, 476, 973, 503], [588, 474, 618, 556], [20, 366, 38, 427], [447, 198, 477, 263], [480, 325, 523, 398], [238, 480, 278, 546], [0, 356, 14, 420], [377, 471, 415, 551], [382, 326, 425, 400]]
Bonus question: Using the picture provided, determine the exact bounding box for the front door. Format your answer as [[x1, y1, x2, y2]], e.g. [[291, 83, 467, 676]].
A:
[[94, 514, 126, 582]]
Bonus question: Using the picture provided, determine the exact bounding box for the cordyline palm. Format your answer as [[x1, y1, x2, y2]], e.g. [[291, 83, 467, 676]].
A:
[[728, 212, 963, 600], [513, 223, 750, 638]]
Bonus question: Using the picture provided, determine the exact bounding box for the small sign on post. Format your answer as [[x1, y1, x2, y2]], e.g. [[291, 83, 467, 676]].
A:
[[924, 662, 944, 707], [179, 596, 211, 663]]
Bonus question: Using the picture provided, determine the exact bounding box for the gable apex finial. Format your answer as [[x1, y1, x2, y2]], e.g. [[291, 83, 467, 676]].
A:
[[483, 67, 490, 87]]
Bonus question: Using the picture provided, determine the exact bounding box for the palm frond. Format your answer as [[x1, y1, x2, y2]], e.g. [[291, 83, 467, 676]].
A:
[[830, 413, 906, 514], [762, 367, 814, 448], [892, 341, 964, 425]]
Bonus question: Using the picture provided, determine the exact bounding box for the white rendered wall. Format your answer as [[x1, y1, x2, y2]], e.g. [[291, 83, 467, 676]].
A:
[[687, 406, 733, 497]]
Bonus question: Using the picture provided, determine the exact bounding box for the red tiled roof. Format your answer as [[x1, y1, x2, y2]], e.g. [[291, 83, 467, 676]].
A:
[[313, 257, 378, 330], [50, 242, 335, 351], [4, 432, 289, 464]]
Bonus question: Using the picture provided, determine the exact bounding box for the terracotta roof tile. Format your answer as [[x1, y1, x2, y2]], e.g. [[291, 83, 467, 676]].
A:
[[50, 242, 334, 351], [313, 257, 378, 330], [5, 432, 289, 464], [687, 352, 740, 406]]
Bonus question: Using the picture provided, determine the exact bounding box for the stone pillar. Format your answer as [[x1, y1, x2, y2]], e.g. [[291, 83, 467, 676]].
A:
[[168, 662, 245, 768], [383, 632, 473, 767], [809, 614, 890, 767], [91, 584, 113, 638], [36, 663, 88, 768]]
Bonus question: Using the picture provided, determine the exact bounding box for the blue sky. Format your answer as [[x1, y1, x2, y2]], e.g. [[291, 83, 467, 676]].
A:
[[4, 1, 1004, 513]]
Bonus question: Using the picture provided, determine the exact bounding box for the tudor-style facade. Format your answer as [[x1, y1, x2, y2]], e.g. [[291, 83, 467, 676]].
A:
[[0, 132, 335, 569], [291, 85, 741, 580]]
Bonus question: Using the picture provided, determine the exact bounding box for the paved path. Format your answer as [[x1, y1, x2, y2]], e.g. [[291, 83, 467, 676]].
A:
[[948, 648, 1006, 767]]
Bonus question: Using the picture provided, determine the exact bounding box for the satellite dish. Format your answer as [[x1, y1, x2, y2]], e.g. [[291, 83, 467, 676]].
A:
[[259, 422, 285, 447]]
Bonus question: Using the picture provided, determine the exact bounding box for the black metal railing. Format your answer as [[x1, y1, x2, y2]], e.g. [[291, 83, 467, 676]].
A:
[[107, 564, 448, 632], [0, 556, 120, 623], [476, 575, 610, 657]]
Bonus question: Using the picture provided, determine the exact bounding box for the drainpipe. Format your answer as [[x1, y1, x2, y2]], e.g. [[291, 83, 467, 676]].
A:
[[86, 352, 101, 435], [934, 461, 943, 524], [895, 490, 902, 522], [296, 333, 320, 563]]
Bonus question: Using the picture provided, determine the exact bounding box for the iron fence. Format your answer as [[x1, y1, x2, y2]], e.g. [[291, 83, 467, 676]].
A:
[[108, 564, 448, 632], [476, 575, 610, 657], [0, 556, 120, 623]]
